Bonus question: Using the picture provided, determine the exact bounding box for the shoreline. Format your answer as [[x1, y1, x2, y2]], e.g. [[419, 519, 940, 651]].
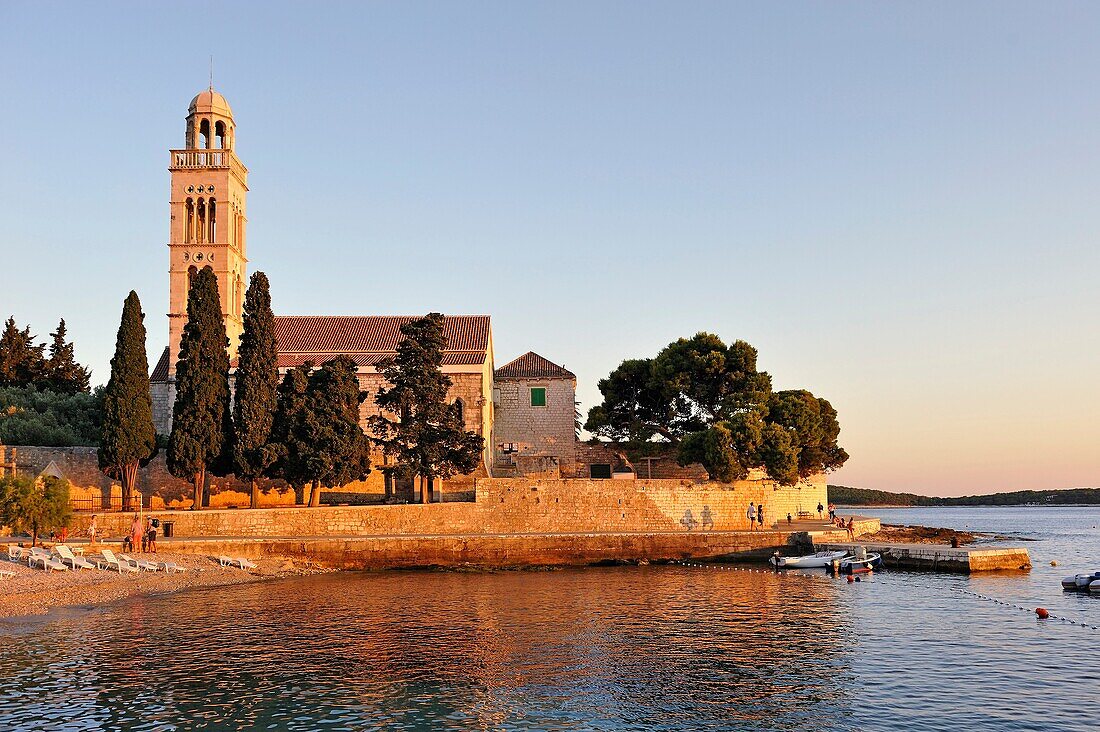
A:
[[0, 549, 329, 622]]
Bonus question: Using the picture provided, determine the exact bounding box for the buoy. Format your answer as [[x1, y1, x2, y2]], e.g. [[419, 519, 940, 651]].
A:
[[1036, 608, 1049, 619], [1051, 561, 1058, 567], [847, 575, 854, 583]]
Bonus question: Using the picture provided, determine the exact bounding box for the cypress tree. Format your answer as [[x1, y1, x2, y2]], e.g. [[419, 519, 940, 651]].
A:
[[46, 319, 91, 394], [232, 272, 280, 508], [167, 267, 232, 510], [98, 292, 158, 511], [300, 356, 371, 506], [372, 313, 483, 504], [270, 363, 313, 504]]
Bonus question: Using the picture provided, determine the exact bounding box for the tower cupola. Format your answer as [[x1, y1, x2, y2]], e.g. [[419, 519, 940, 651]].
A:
[[186, 88, 235, 151]]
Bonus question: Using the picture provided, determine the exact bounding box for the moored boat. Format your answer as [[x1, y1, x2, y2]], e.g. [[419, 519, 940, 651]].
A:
[[1060, 572, 1100, 591], [838, 548, 882, 574], [770, 550, 850, 568]]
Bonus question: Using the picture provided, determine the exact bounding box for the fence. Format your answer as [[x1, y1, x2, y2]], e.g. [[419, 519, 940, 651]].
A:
[[69, 494, 150, 512]]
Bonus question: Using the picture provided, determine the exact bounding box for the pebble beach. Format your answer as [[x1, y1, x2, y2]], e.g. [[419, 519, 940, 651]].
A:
[[0, 544, 326, 620]]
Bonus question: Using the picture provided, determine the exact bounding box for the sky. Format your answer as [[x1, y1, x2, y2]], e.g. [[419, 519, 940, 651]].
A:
[[1, 2, 1097, 496]]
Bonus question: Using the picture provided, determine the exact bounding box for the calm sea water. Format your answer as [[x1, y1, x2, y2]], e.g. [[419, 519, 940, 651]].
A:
[[1, 506, 1098, 732]]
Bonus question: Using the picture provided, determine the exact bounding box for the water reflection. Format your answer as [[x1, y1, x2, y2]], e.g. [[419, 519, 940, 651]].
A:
[[1, 567, 857, 731]]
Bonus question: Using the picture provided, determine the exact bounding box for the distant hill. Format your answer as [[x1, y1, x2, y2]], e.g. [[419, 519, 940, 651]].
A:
[[828, 485, 1100, 506]]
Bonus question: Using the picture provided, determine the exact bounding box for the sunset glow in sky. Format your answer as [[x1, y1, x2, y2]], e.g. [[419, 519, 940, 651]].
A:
[[1, 2, 1097, 495]]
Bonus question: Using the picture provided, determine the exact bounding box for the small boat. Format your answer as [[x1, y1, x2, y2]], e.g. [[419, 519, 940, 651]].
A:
[[770, 550, 850, 568], [839, 548, 882, 574], [1091, 579, 1100, 593], [1062, 572, 1100, 591]]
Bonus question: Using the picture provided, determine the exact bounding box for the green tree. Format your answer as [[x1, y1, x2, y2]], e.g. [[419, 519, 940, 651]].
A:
[[98, 292, 158, 512], [299, 357, 371, 506], [0, 317, 46, 388], [0, 475, 72, 547], [270, 363, 313, 504], [0, 385, 103, 446], [44, 319, 91, 394], [167, 267, 233, 510], [232, 272, 280, 508], [766, 390, 850, 478], [372, 314, 484, 504]]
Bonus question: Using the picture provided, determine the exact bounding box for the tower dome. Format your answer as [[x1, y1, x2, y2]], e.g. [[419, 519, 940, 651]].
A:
[[188, 89, 234, 119]]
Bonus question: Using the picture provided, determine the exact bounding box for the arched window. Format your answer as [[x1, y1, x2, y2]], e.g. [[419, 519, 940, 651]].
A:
[[187, 265, 197, 291], [185, 198, 194, 243], [454, 398, 465, 424], [196, 198, 206, 243], [215, 121, 226, 149], [208, 199, 216, 242], [236, 273, 243, 313], [199, 119, 211, 149]]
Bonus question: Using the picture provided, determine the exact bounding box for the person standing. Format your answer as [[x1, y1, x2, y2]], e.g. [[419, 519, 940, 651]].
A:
[[146, 518, 158, 554], [747, 502, 757, 530], [828, 502, 836, 522], [846, 517, 855, 541], [817, 502, 824, 520], [88, 515, 98, 546], [130, 513, 142, 554], [758, 503, 766, 530]]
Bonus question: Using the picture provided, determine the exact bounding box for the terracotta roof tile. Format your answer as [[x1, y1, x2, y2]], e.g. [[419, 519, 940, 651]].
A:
[[495, 351, 575, 380], [151, 347, 170, 382]]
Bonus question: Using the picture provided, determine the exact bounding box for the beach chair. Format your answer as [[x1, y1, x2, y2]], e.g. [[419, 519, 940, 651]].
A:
[[235, 557, 258, 570], [119, 554, 159, 572], [7, 545, 27, 562], [159, 561, 186, 573], [29, 554, 69, 572], [0, 569, 15, 579], [216, 555, 235, 567], [27, 547, 52, 566], [96, 549, 138, 573], [54, 545, 96, 571]]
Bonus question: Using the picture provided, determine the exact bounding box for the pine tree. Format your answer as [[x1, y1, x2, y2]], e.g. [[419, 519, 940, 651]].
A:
[[98, 292, 158, 511], [45, 319, 91, 394], [167, 267, 232, 510], [372, 313, 483, 504], [0, 317, 46, 388], [232, 272, 280, 508]]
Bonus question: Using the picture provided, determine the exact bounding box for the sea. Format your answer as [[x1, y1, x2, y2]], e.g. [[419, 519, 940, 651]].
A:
[[1, 506, 1098, 731]]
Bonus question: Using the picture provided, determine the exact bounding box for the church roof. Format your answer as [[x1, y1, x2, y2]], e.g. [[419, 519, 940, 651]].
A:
[[151, 314, 491, 381], [495, 351, 575, 380]]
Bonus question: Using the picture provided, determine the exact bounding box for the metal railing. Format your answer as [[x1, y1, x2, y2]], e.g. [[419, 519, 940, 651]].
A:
[[169, 148, 248, 180]]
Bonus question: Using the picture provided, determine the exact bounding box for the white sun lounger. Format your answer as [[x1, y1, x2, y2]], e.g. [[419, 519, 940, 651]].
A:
[[159, 561, 186, 573], [119, 554, 159, 572], [0, 569, 15, 579], [96, 549, 139, 573], [29, 555, 69, 571], [7, 545, 27, 562], [55, 545, 96, 571], [217, 555, 257, 570]]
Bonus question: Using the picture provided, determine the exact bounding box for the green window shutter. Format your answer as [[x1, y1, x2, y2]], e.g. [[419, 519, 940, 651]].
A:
[[530, 387, 546, 407]]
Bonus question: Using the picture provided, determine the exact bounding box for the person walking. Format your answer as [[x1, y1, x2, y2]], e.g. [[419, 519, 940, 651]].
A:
[[747, 502, 757, 530], [846, 517, 855, 541], [88, 515, 98, 546], [757, 503, 766, 530], [817, 502, 824, 520], [828, 502, 836, 522]]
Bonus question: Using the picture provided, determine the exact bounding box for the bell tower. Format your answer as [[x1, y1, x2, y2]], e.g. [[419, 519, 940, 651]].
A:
[[166, 88, 249, 377]]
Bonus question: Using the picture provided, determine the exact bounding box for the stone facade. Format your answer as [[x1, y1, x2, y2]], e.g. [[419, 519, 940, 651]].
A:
[[66, 473, 832, 540], [492, 352, 577, 477]]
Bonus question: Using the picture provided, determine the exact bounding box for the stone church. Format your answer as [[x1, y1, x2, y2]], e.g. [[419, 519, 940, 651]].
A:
[[149, 89, 578, 483]]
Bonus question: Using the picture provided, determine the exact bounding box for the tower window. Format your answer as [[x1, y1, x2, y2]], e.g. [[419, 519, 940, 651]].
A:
[[187, 265, 197, 291], [215, 121, 226, 149], [454, 398, 465, 423], [199, 119, 211, 149], [184, 198, 194, 243], [530, 387, 547, 407], [208, 199, 216, 242]]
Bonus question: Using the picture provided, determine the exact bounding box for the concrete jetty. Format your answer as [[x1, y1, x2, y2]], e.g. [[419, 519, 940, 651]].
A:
[[818, 540, 1031, 573]]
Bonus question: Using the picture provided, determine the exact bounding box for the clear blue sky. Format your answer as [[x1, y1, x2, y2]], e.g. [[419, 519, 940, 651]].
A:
[[2, 2, 1098, 495]]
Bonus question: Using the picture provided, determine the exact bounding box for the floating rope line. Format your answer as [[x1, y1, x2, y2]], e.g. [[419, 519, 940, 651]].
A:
[[671, 561, 1098, 631], [955, 588, 1098, 631]]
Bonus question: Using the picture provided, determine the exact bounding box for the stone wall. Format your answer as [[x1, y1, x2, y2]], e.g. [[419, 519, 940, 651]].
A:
[[492, 376, 577, 476], [65, 474, 830, 539]]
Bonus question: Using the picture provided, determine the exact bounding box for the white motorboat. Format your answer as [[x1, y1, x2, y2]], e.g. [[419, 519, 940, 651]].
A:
[[1061, 572, 1100, 591], [838, 547, 882, 573], [770, 550, 850, 568]]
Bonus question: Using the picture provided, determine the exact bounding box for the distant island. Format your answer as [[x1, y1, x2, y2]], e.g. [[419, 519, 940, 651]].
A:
[[829, 484, 1100, 506]]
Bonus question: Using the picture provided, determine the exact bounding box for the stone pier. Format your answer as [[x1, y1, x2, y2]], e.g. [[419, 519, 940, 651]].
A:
[[819, 541, 1031, 572]]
